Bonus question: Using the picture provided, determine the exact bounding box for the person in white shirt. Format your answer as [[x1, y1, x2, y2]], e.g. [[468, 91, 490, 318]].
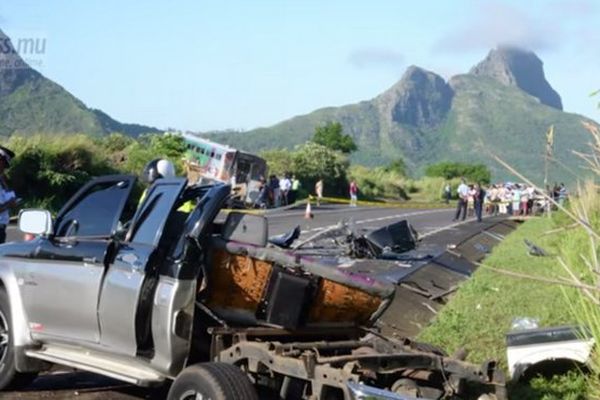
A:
[[453, 178, 469, 221], [314, 179, 324, 207], [279, 175, 292, 206], [0, 146, 17, 244]]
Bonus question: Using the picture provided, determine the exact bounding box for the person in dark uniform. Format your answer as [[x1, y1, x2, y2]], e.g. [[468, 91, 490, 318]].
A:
[[474, 183, 486, 222], [0, 146, 17, 244]]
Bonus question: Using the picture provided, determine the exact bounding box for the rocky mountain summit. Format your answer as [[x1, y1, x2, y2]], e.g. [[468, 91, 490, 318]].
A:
[[469, 46, 563, 110], [210, 46, 598, 183], [375, 66, 454, 128]]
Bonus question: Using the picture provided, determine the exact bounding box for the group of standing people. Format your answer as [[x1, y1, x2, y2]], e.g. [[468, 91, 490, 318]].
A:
[[256, 173, 301, 209], [485, 183, 540, 216], [452, 179, 486, 222], [449, 179, 566, 223], [255, 176, 360, 209]]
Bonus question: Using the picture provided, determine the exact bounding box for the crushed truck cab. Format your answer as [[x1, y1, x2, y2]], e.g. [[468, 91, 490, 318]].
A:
[[0, 175, 505, 399]]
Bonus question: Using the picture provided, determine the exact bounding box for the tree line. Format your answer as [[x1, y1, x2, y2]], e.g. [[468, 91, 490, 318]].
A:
[[4, 121, 491, 210]]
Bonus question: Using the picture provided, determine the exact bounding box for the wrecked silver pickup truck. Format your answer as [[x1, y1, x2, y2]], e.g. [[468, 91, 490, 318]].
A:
[[0, 175, 505, 399]]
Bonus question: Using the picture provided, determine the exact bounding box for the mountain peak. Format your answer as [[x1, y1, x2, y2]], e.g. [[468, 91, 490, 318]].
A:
[[0, 27, 159, 136], [376, 65, 453, 128], [0, 29, 40, 97], [469, 46, 562, 110], [399, 65, 443, 85]]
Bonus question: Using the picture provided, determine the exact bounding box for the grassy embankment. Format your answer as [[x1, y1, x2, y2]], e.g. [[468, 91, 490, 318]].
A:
[[418, 211, 595, 399], [348, 164, 459, 205]]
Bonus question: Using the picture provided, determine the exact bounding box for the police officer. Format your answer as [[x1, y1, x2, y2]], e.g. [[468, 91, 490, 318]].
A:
[[142, 159, 176, 187], [0, 146, 17, 244], [140, 158, 194, 213]]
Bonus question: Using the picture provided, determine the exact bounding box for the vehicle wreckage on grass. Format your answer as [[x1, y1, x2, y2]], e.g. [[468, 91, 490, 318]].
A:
[[0, 175, 505, 399]]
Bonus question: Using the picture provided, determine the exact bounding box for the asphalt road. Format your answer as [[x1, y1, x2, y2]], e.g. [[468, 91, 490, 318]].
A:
[[265, 203, 456, 237], [1, 202, 466, 399]]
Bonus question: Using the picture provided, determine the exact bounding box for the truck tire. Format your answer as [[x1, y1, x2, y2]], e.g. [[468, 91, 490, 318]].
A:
[[0, 287, 38, 390], [167, 362, 258, 400]]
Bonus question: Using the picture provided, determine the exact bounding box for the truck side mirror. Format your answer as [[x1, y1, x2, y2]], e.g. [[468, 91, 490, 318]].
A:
[[18, 209, 53, 236]]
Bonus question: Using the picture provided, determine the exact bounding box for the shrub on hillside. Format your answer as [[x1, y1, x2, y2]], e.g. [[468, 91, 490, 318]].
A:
[[120, 133, 187, 175], [384, 158, 409, 177], [292, 142, 349, 196], [349, 165, 409, 200], [313, 122, 357, 154], [261, 143, 350, 197], [425, 161, 491, 184], [7, 135, 117, 210], [260, 149, 292, 177]]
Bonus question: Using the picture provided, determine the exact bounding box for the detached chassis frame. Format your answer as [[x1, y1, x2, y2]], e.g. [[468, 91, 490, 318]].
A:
[[209, 327, 507, 400]]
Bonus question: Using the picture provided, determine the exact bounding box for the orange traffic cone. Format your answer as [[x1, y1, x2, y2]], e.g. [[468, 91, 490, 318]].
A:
[[305, 200, 313, 219]]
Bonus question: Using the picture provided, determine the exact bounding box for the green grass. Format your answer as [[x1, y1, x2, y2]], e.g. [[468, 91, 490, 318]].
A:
[[508, 371, 588, 400], [417, 215, 590, 399]]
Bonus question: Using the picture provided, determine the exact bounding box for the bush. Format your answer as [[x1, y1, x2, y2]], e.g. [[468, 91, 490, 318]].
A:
[[121, 133, 187, 175], [7, 135, 117, 210], [4, 133, 188, 212], [349, 165, 408, 200], [291, 142, 349, 196], [384, 158, 408, 177], [260, 149, 293, 177], [425, 161, 491, 184], [313, 122, 357, 154]]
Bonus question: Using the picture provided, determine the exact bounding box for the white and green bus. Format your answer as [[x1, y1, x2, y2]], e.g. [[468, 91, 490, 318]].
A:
[[181, 133, 267, 206]]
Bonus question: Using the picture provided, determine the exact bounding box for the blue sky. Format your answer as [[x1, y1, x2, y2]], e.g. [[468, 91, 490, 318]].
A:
[[1, 0, 598, 131]]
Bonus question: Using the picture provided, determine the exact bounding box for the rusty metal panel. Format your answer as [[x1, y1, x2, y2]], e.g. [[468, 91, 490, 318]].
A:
[[308, 279, 383, 324], [206, 249, 273, 312], [205, 248, 385, 327]]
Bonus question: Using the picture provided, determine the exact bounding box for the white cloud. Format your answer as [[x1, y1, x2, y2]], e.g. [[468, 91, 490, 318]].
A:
[[434, 2, 560, 52], [348, 47, 405, 70], [433, 0, 600, 55], [434, 2, 562, 53]]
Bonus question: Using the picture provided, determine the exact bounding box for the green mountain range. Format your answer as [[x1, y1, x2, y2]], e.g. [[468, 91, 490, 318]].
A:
[[0, 25, 596, 184], [0, 28, 158, 137], [208, 47, 599, 184]]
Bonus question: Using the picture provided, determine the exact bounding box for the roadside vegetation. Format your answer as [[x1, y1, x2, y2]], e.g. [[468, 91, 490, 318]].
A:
[[5, 133, 186, 211], [261, 121, 487, 203], [5, 122, 490, 211], [425, 161, 491, 184], [419, 119, 600, 399], [418, 215, 589, 399]]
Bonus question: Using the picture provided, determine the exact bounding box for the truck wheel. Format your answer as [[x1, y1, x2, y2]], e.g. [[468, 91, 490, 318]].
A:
[[0, 288, 38, 390], [167, 362, 258, 400]]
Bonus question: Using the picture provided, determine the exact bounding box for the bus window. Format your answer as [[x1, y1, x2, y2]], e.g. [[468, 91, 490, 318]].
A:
[[215, 153, 222, 161]]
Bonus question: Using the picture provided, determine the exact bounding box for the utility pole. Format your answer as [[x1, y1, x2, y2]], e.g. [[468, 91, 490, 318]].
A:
[[545, 125, 554, 216]]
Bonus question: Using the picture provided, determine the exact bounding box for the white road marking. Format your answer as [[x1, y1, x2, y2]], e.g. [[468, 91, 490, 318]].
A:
[[299, 209, 451, 236], [267, 206, 373, 218], [419, 215, 493, 238]]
